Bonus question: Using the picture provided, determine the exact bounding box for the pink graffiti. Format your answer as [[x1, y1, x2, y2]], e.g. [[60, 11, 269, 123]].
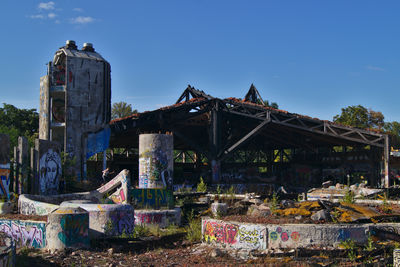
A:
[[135, 213, 163, 224], [203, 221, 238, 245], [0, 222, 44, 247]]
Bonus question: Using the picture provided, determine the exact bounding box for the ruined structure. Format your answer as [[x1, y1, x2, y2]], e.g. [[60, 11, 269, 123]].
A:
[[39, 40, 111, 179], [110, 85, 391, 188]]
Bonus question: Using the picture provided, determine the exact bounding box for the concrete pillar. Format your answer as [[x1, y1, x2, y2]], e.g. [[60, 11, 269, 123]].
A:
[[138, 134, 173, 189], [46, 207, 89, 251], [0, 134, 10, 200], [18, 137, 29, 194]]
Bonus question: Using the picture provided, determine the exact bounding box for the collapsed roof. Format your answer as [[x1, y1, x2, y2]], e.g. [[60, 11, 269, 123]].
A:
[[110, 85, 388, 155]]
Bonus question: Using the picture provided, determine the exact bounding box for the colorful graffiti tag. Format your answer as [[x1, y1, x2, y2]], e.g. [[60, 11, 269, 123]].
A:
[[0, 168, 10, 200], [0, 219, 46, 248], [135, 212, 164, 225], [202, 219, 267, 250], [109, 211, 135, 236], [131, 189, 174, 209], [58, 214, 89, 247], [269, 226, 300, 243]]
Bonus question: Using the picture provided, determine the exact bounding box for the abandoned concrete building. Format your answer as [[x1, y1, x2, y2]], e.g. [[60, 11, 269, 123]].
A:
[[39, 40, 111, 179], [108, 84, 393, 190], [36, 40, 395, 191]]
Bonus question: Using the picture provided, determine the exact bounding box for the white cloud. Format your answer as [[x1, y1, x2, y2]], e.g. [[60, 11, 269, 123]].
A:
[[366, 65, 385, 71], [30, 14, 45, 19], [73, 8, 83, 12], [38, 1, 55, 10], [48, 13, 57, 19], [70, 16, 95, 24]]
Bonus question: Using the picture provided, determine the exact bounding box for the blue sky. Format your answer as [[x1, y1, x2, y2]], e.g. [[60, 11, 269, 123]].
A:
[[1, 1, 400, 122]]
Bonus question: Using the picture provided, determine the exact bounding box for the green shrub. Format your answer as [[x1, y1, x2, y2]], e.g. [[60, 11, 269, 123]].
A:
[[185, 210, 202, 243], [196, 177, 207, 192]]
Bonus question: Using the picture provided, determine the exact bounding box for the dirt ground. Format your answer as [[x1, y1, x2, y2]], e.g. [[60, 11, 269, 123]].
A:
[[15, 236, 394, 267]]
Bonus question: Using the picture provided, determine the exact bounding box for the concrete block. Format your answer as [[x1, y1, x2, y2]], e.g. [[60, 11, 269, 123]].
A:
[[131, 188, 174, 209], [0, 219, 46, 248], [60, 202, 135, 238], [0, 202, 13, 215], [202, 218, 267, 250], [211, 202, 228, 217], [135, 208, 181, 228], [0, 233, 15, 267], [46, 207, 89, 251]]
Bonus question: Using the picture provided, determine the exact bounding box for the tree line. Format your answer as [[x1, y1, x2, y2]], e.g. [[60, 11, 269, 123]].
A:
[[0, 101, 399, 154]]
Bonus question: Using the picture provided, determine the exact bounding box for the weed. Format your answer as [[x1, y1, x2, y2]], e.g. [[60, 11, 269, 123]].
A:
[[133, 224, 151, 238], [331, 208, 340, 223], [185, 209, 202, 243], [365, 234, 375, 251], [340, 239, 358, 261], [381, 192, 392, 214], [196, 177, 207, 193], [342, 189, 355, 204], [270, 192, 279, 214], [216, 185, 222, 195]]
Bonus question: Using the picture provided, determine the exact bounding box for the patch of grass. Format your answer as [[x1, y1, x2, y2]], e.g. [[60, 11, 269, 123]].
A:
[[339, 239, 358, 261], [185, 209, 202, 243]]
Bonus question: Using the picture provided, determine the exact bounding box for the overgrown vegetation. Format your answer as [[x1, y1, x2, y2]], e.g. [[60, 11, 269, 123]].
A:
[[270, 192, 279, 214], [185, 209, 202, 243], [342, 189, 355, 204], [339, 239, 358, 261], [196, 177, 207, 192]]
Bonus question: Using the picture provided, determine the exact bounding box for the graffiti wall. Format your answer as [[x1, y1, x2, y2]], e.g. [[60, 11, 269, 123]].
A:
[[109, 210, 135, 236], [0, 219, 46, 248], [266, 224, 367, 249], [131, 188, 174, 209], [202, 218, 267, 250], [57, 213, 89, 248], [36, 139, 61, 195], [138, 134, 173, 189], [135, 211, 165, 226], [0, 134, 10, 200], [19, 197, 58, 216]]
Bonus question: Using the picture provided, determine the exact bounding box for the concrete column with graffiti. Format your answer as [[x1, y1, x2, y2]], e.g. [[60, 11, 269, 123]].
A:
[[46, 207, 89, 251], [0, 134, 11, 200], [138, 134, 173, 189], [35, 139, 62, 195], [18, 136, 29, 194]]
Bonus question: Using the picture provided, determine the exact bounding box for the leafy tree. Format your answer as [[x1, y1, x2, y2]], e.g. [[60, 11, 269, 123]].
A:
[[384, 121, 400, 147], [263, 100, 279, 109], [111, 102, 137, 120], [0, 103, 39, 149], [333, 105, 384, 130]]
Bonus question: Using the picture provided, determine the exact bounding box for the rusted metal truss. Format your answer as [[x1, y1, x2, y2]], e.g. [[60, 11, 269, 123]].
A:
[[110, 85, 388, 161]]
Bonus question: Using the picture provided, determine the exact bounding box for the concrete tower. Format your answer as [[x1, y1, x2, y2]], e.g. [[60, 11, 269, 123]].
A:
[[39, 40, 111, 179]]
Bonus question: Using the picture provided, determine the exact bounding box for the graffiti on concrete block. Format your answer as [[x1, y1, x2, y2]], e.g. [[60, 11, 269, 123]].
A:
[[0, 219, 46, 248], [131, 189, 174, 209], [109, 211, 135, 236], [58, 214, 89, 247], [338, 228, 365, 242], [269, 226, 301, 243], [135, 212, 164, 225], [39, 148, 61, 195], [0, 168, 10, 200], [202, 219, 266, 249]]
